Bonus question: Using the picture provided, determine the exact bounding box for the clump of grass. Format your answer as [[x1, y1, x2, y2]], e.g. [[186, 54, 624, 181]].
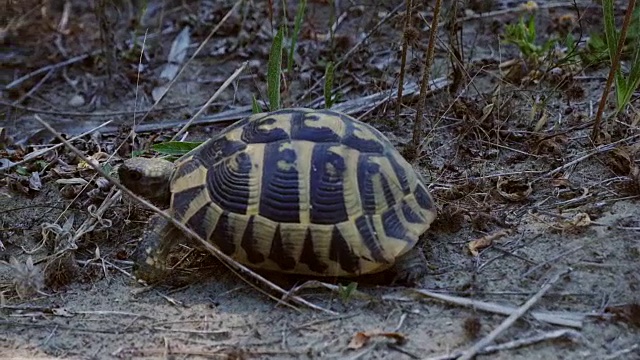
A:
[[592, 0, 639, 140], [1, 256, 45, 299], [502, 15, 558, 67], [602, 0, 640, 113], [582, 5, 640, 66]]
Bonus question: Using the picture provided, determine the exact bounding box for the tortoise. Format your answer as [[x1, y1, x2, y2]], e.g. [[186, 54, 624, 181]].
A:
[[118, 108, 437, 284]]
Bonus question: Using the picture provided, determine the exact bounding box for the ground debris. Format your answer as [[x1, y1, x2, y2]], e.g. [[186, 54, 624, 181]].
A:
[[348, 330, 407, 350]]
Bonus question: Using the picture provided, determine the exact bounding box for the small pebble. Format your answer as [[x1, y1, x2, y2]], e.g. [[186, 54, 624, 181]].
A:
[[68, 94, 85, 107]]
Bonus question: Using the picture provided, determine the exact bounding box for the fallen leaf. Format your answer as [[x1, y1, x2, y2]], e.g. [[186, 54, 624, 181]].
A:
[[496, 178, 532, 202], [0, 158, 15, 170], [605, 303, 640, 329], [348, 332, 369, 350], [570, 213, 591, 227], [160, 26, 191, 81], [534, 134, 568, 155], [467, 230, 510, 256], [28, 172, 42, 191], [152, 84, 169, 103], [550, 178, 572, 188], [608, 147, 640, 192], [551, 212, 592, 233], [347, 330, 406, 350]]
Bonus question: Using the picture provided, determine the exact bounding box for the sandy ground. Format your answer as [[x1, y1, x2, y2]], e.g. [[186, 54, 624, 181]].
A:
[[1, 0, 639, 359]]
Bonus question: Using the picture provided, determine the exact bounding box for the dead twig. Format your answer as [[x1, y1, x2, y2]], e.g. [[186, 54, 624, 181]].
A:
[[99, 77, 450, 135], [12, 69, 56, 105], [603, 344, 640, 360], [0, 100, 188, 117], [412, 0, 442, 150], [393, 289, 584, 328], [447, 1, 596, 28], [533, 133, 640, 182], [458, 268, 572, 360], [425, 329, 583, 360], [4, 51, 101, 91], [33, 115, 337, 316], [520, 245, 583, 278]]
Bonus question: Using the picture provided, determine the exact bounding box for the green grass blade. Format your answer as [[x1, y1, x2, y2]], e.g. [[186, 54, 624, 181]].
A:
[[324, 61, 335, 108], [602, 0, 619, 62], [252, 95, 262, 114], [602, 0, 628, 109], [287, 0, 307, 74], [617, 44, 640, 110], [152, 141, 203, 156], [267, 25, 284, 111]]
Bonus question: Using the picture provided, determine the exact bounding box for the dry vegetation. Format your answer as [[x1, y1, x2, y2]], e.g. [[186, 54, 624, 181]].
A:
[[1, 0, 639, 359]]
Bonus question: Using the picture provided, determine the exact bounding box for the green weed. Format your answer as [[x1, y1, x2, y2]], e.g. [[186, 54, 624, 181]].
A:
[[324, 61, 335, 108], [267, 25, 285, 111], [583, 4, 640, 66], [592, 0, 639, 140], [502, 15, 558, 66], [151, 141, 202, 156], [252, 95, 263, 114], [338, 282, 358, 303], [603, 0, 640, 112]]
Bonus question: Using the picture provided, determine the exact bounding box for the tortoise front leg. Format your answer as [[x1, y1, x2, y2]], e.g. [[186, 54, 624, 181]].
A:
[[391, 245, 428, 286], [132, 213, 181, 284]]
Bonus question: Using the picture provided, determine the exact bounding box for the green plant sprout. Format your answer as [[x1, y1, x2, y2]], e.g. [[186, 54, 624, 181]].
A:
[[267, 25, 285, 111], [503, 15, 558, 65], [603, 0, 640, 113], [324, 61, 335, 108]]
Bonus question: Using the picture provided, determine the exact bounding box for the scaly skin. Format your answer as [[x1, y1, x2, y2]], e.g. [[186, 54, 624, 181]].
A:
[[119, 157, 178, 282], [131, 214, 180, 283], [118, 157, 174, 207]]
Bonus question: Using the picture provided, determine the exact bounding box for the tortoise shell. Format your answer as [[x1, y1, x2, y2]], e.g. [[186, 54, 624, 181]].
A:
[[166, 108, 436, 277]]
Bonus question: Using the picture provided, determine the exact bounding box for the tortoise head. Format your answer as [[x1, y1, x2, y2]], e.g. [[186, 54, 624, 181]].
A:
[[118, 157, 175, 207]]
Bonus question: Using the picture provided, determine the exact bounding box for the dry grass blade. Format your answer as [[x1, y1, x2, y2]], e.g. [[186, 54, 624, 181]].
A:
[[33, 115, 338, 316]]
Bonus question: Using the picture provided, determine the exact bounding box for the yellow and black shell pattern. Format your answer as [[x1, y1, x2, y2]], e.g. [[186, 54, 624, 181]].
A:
[[168, 108, 437, 277]]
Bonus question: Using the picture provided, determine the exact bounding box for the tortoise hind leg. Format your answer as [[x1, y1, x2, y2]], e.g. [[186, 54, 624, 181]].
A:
[[391, 245, 428, 286], [133, 214, 181, 284]]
